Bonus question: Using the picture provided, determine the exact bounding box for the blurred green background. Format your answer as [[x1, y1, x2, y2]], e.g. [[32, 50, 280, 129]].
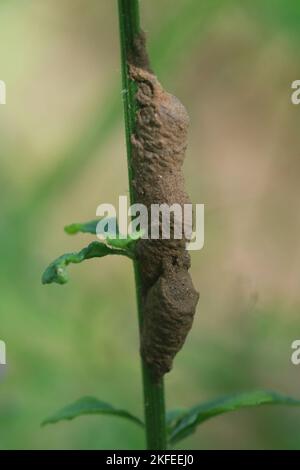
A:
[[1, 0, 300, 450]]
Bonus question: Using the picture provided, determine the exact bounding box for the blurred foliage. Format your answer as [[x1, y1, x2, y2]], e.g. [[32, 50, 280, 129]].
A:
[[1, 0, 300, 450], [42, 396, 144, 428]]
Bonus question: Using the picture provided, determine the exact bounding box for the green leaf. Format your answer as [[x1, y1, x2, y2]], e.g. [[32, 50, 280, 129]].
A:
[[107, 230, 144, 250], [64, 220, 99, 235], [166, 408, 186, 432], [42, 241, 129, 285], [168, 390, 300, 445], [42, 396, 144, 428], [64, 219, 143, 252], [64, 218, 119, 236]]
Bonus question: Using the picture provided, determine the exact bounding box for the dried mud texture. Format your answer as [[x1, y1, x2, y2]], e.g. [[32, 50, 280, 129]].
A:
[[130, 36, 199, 381], [127, 31, 153, 74]]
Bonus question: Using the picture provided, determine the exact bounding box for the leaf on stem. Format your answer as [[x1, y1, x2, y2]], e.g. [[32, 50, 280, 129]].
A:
[[64, 218, 119, 236], [168, 390, 300, 445], [65, 217, 143, 252], [166, 408, 186, 432], [41, 241, 129, 285], [64, 220, 99, 235], [42, 396, 144, 428], [106, 230, 144, 250]]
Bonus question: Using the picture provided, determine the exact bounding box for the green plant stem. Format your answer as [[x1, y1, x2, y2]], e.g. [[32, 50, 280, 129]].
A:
[[117, 0, 167, 450]]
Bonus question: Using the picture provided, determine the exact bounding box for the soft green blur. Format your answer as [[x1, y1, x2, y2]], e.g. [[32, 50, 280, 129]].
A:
[[1, 0, 300, 449]]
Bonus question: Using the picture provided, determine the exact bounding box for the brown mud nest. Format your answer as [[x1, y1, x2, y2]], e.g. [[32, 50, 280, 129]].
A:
[[129, 33, 199, 381]]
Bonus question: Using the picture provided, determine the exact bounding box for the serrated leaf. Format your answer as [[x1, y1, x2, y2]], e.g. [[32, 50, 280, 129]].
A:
[[42, 241, 130, 285], [65, 218, 119, 236], [42, 396, 144, 428], [168, 390, 300, 445]]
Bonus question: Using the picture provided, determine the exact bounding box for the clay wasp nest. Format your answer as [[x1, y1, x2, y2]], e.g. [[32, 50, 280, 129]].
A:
[[129, 34, 199, 381]]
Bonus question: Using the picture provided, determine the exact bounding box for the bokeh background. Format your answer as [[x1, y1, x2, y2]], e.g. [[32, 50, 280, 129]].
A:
[[1, 0, 300, 450]]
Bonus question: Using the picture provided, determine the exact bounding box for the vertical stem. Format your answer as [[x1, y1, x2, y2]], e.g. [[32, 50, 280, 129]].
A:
[[117, 0, 167, 450]]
